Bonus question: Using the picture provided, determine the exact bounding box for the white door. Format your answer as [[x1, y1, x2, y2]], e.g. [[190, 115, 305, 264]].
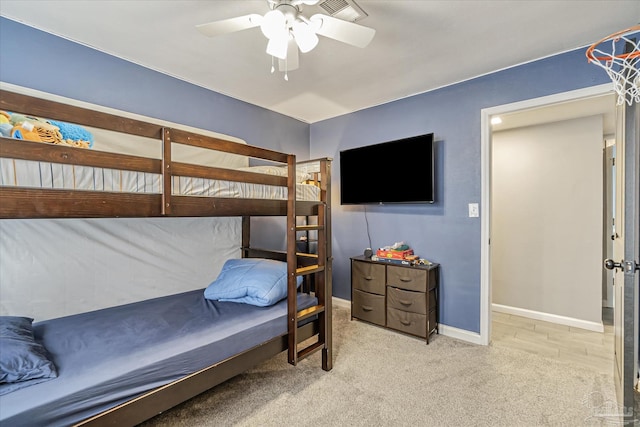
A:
[[604, 144, 615, 309], [606, 100, 639, 422]]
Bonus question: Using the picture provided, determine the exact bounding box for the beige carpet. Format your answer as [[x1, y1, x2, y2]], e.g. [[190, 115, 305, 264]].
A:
[[141, 304, 616, 426]]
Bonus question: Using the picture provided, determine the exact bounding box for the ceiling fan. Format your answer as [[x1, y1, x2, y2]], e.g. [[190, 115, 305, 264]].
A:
[[196, 0, 376, 79]]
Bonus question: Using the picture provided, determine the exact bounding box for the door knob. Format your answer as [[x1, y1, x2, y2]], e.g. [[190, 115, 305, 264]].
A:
[[604, 259, 623, 270]]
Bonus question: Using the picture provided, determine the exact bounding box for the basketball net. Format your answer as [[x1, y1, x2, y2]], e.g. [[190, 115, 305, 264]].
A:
[[586, 25, 640, 106]]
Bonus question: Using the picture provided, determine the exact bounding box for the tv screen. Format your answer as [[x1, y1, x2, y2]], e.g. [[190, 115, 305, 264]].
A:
[[340, 133, 435, 205]]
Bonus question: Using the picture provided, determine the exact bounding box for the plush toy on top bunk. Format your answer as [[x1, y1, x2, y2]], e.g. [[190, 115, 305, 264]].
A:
[[0, 111, 94, 149]]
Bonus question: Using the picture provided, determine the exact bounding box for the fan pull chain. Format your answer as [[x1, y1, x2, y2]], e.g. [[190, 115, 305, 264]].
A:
[[284, 56, 289, 81], [270, 56, 275, 74]]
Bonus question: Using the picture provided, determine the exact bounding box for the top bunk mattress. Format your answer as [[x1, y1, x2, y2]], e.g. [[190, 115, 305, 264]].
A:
[[0, 289, 317, 427], [0, 158, 321, 201]]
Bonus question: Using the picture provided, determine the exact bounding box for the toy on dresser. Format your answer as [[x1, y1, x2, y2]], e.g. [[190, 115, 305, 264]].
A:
[[372, 241, 431, 266]]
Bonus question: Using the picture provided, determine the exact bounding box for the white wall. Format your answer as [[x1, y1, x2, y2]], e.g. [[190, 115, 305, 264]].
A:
[[491, 115, 603, 326], [0, 217, 241, 321]]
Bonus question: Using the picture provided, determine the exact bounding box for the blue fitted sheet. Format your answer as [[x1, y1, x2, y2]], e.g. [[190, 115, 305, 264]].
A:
[[0, 289, 316, 427]]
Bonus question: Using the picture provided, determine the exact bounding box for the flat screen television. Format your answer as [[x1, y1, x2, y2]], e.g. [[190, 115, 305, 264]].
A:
[[340, 133, 435, 205]]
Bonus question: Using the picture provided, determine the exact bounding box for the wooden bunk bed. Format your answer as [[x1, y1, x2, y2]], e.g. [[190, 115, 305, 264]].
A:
[[0, 89, 333, 426]]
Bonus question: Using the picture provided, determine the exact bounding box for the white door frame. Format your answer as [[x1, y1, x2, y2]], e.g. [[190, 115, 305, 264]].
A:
[[479, 83, 614, 345]]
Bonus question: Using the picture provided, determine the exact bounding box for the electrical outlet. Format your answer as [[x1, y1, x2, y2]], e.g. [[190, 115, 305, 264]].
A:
[[468, 203, 479, 218]]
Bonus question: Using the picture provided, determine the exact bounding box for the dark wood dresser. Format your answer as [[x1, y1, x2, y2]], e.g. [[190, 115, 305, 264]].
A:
[[350, 255, 439, 343]]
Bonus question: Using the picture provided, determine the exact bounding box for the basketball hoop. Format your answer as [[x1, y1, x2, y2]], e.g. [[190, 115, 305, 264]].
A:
[[586, 25, 640, 106]]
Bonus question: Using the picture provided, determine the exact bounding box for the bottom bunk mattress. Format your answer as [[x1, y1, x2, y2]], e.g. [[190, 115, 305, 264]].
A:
[[0, 289, 317, 426]]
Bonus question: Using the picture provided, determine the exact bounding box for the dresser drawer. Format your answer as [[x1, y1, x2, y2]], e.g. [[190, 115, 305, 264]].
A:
[[352, 261, 386, 295], [386, 307, 426, 337], [387, 266, 426, 292], [352, 289, 385, 326], [387, 286, 426, 315]]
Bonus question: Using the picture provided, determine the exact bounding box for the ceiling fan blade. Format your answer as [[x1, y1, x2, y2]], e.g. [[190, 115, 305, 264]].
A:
[[309, 14, 375, 48], [279, 39, 300, 71], [196, 14, 263, 37]]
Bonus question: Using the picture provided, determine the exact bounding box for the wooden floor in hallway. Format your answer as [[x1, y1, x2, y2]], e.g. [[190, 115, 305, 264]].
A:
[[491, 311, 614, 376]]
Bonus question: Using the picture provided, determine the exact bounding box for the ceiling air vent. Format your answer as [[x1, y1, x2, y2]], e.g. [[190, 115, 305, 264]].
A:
[[318, 0, 368, 22]]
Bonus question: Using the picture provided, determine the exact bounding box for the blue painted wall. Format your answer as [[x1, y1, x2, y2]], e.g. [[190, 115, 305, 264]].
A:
[[0, 18, 309, 157], [309, 50, 610, 333], [0, 17, 613, 334]]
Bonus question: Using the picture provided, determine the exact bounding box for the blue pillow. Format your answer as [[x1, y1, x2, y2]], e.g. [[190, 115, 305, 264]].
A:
[[0, 316, 57, 393], [204, 259, 302, 307]]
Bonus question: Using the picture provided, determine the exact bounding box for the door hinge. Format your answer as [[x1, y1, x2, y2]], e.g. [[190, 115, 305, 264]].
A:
[[624, 260, 639, 274]]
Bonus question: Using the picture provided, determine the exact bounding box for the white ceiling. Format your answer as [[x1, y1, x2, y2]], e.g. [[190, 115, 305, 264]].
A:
[[1, 1, 639, 123]]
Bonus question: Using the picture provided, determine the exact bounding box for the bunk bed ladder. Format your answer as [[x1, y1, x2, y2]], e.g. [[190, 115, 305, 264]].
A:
[[288, 204, 328, 367], [287, 159, 331, 370]]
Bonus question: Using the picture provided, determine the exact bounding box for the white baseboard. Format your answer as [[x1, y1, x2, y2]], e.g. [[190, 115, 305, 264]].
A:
[[492, 303, 604, 332], [332, 296, 350, 309], [438, 324, 484, 345]]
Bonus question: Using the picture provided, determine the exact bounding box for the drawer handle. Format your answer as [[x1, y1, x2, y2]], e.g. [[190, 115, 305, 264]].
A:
[[400, 319, 412, 326], [364, 276, 373, 281], [400, 277, 412, 282], [362, 305, 373, 312], [399, 300, 412, 306]]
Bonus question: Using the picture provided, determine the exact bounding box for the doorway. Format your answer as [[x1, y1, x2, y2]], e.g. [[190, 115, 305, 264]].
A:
[[479, 83, 616, 345]]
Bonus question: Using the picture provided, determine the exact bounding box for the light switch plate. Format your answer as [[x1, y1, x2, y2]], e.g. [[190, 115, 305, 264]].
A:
[[469, 203, 479, 218]]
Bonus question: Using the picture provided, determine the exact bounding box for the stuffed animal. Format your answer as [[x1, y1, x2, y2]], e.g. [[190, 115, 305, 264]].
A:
[[0, 111, 11, 137], [3, 111, 93, 148], [11, 121, 42, 142], [0, 123, 12, 137], [48, 119, 94, 148], [7, 112, 59, 143]]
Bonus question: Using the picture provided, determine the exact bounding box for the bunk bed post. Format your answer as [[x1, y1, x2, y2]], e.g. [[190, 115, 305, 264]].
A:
[[320, 158, 333, 371], [241, 216, 250, 258], [315, 203, 329, 370], [161, 128, 172, 216], [286, 154, 298, 365]]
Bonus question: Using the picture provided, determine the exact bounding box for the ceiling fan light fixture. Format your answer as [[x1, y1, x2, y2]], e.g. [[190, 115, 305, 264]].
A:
[[198, 0, 374, 78], [260, 9, 286, 39], [292, 20, 318, 53], [266, 34, 289, 59]]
